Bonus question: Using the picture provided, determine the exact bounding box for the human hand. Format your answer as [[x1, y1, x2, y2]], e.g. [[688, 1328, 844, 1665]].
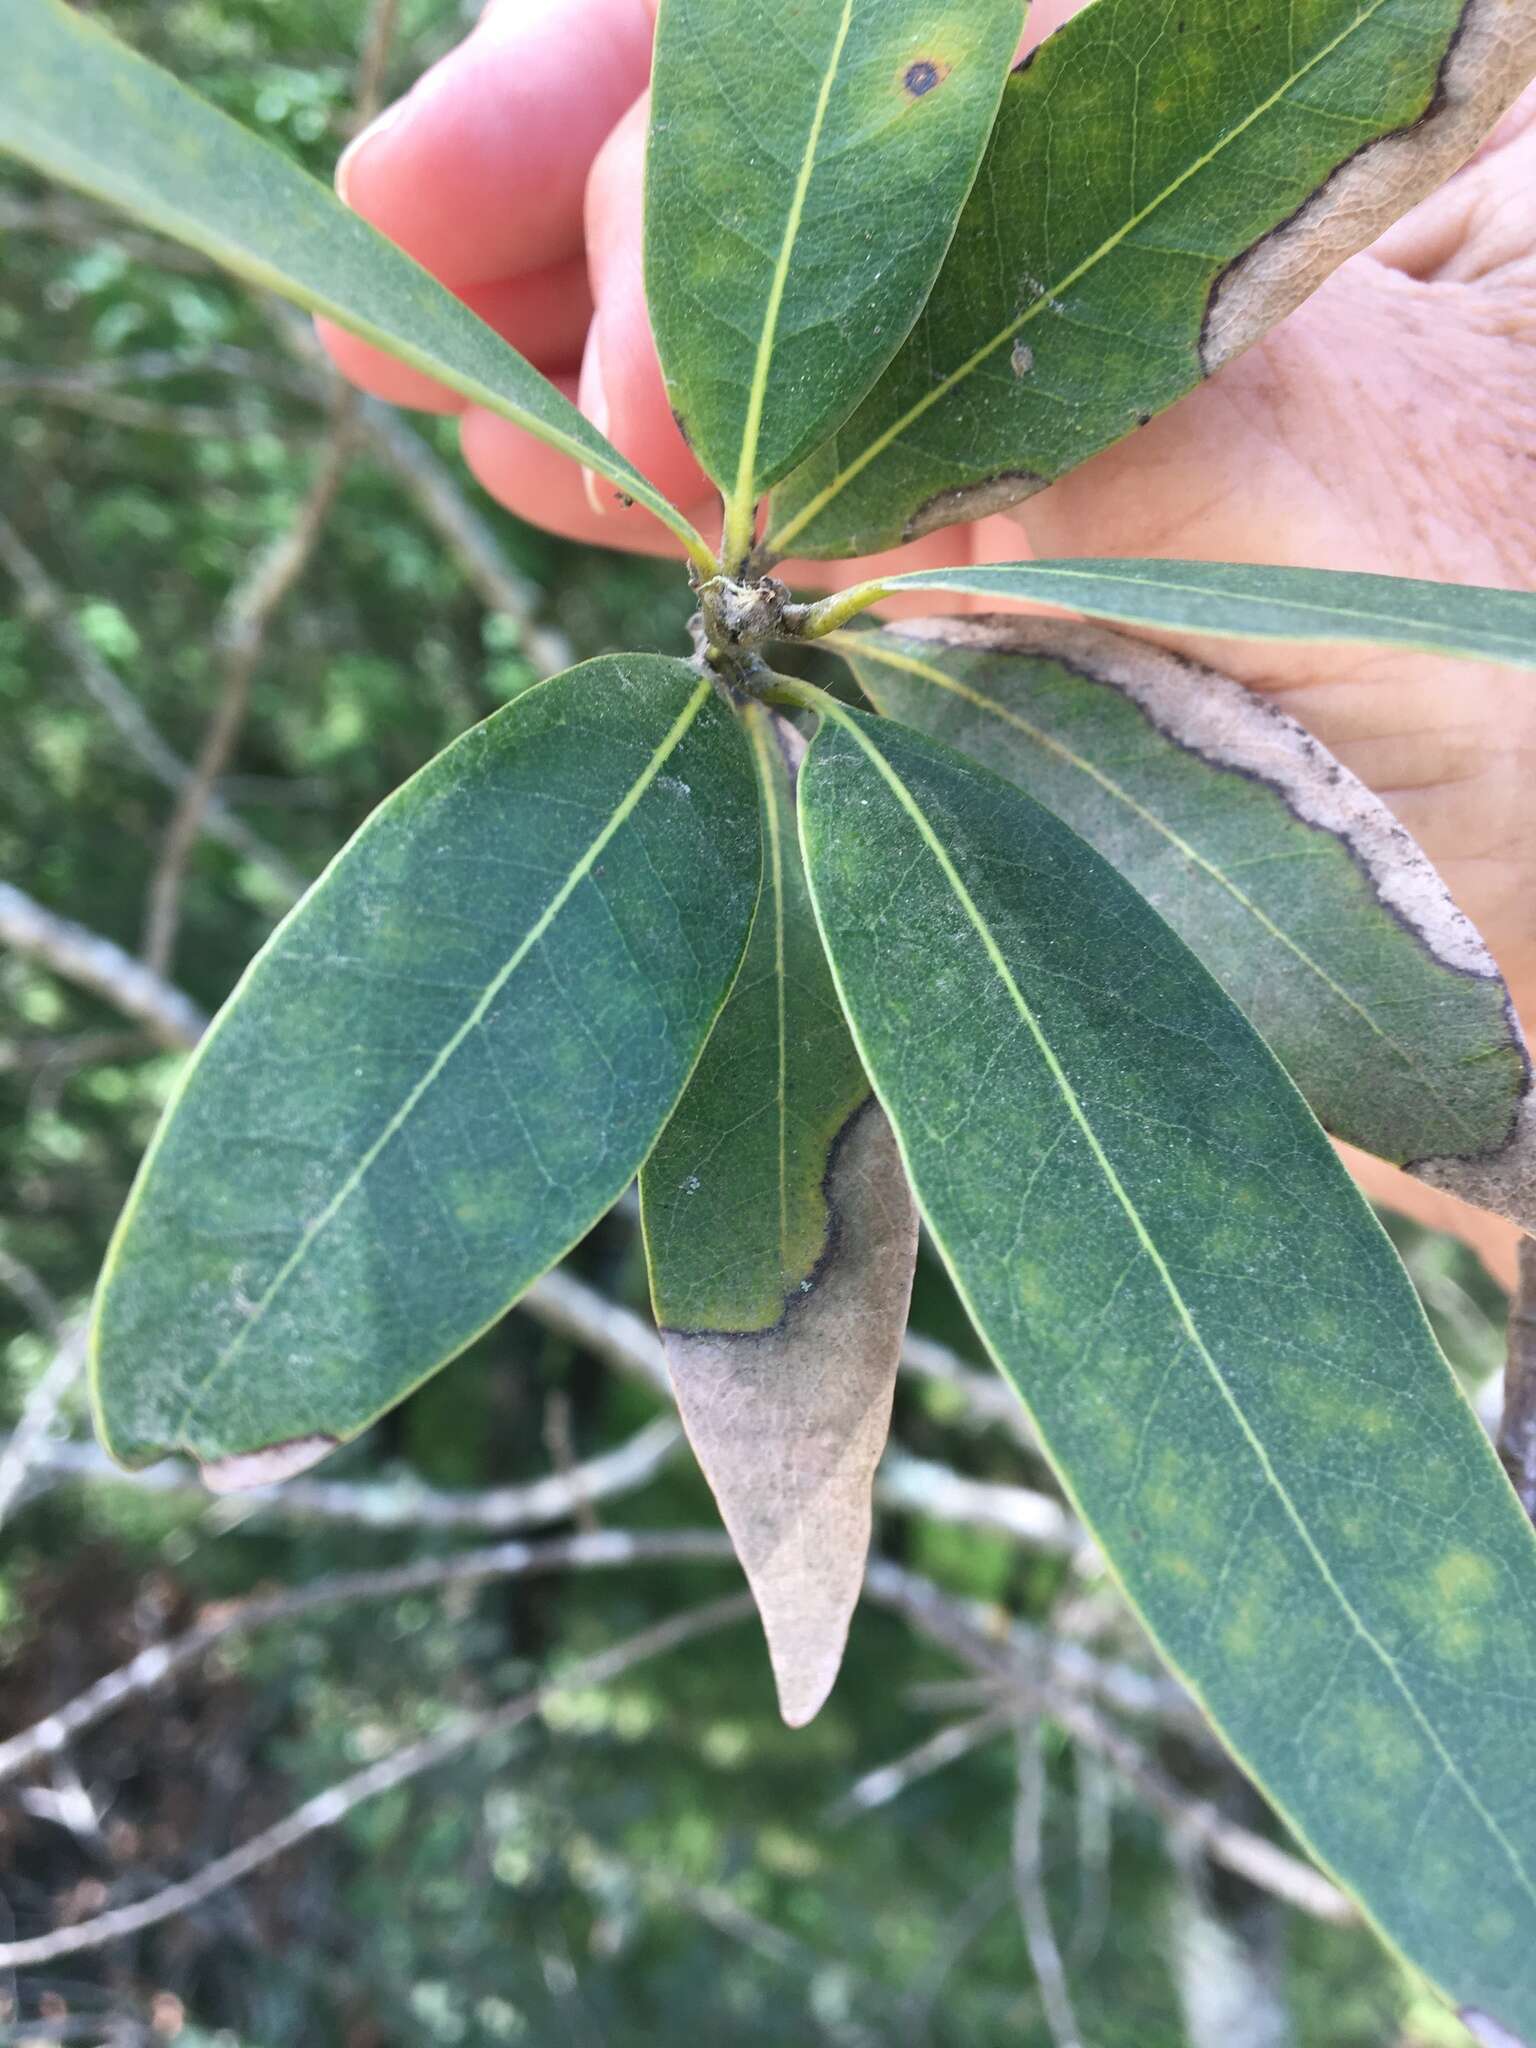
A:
[[322, 0, 1536, 1281]]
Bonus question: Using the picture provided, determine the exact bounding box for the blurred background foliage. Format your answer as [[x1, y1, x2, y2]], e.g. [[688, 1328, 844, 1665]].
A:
[[0, 2, 1514, 2042]]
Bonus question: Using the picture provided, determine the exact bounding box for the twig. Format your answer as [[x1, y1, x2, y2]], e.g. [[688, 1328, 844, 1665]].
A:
[[0, 346, 314, 398], [0, 883, 207, 1050], [899, 1327, 1038, 1447], [352, 0, 402, 128], [0, 1530, 737, 1793], [827, 1703, 1021, 1825], [1047, 1693, 1355, 1927], [0, 1410, 680, 1547], [0, 191, 214, 271], [0, 1031, 152, 1075], [263, 303, 575, 676], [877, 1451, 1087, 1559], [0, 1329, 87, 1533], [0, 1591, 752, 1970], [1499, 1235, 1536, 1519], [142, 414, 354, 975], [0, 386, 266, 439], [0, 518, 303, 901], [1012, 1723, 1084, 2048]]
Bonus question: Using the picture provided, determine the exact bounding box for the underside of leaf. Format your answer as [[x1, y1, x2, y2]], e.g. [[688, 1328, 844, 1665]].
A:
[[662, 1097, 917, 1729], [839, 613, 1535, 1217]]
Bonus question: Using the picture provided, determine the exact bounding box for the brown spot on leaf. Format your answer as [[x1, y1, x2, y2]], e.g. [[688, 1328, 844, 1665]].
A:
[[902, 468, 1046, 545], [662, 1098, 918, 1728], [199, 1432, 338, 1493], [1202, 0, 1536, 373], [1010, 340, 1035, 378], [902, 57, 950, 99]]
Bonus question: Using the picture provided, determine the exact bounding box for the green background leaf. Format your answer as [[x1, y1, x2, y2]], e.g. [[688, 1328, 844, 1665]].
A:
[[797, 700, 1536, 2034], [642, 707, 917, 1725], [646, 0, 1021, 563], [867, 559, 1536, 672], [767, 0, 1536, 559], [92, 657, 760, 1473], [0, 0, 714, 568], [838, 618, 1530, 1178]]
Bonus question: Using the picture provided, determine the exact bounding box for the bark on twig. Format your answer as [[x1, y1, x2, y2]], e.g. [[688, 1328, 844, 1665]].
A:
[[141, 414, 354, 975], [1012, 1722, 1085, 2048], [0, 882, 208, 1049], [0, 1591, 752, 1970], [0, 518, 303, 901]]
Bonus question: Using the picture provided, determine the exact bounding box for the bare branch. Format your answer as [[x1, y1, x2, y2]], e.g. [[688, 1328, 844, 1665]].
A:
[[352, 0, 402, 127], [0, 1031, 152, 1075], [142, 414, 354, 975], [878, 1451, 1087, 1559], [0, 384, 267, 438], [0, 346, 315, 397], [0, 1329, 86, 1533], [262, 303, 575, 676], [1012, 1722, 1085, 2048], [828, 1703, 1020, 1825], [0, 518, 303, 901], [0, 1413, 681, 1539], [0, 1591, 752, 1970], [0, 1528, 735, 1791], [1499, 1234, 1536, 1520], [0, 883, 207, 1049], [899, 1326, 1038, 1447], [0, 190, 214, 271], [1048, 1693, 1356, 1927], [862, 1557, 1196, 1730]]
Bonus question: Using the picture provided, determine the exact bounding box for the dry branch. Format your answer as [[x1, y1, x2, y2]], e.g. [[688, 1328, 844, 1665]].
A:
[[0, 518, 303, 901], [0, 1526, 733, 1789], [1012, 1722, 1085, 2048], [141, 411, 355, 975], [0, 1591, 753, 1970], [0, 883, 208, 1049]]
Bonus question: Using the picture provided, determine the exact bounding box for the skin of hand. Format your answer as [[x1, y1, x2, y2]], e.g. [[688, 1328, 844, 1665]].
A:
[[321, 0, 1536, 1287]]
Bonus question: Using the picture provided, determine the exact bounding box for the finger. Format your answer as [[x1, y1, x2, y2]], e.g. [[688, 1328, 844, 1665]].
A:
[[336, 0, 660, 287], [459, 390, 709, 557], [1371, 81, 1536, 280], [316, 257, 594, 414], [581, 95, 713, 519]]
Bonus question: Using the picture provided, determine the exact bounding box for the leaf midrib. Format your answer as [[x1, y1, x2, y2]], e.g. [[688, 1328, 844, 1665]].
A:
[[842, 634, 1491, 1148], [173, 672, 715, 1437], [722, 0, 856, 566], [810, 700, 1536, 1918], [745, 707, 793, 1281], [766, 0, 1394, 553]]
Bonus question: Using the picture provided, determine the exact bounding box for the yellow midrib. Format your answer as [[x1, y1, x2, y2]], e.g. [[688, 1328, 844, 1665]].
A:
[[747, 707, 793, 1282], [817, 697, 1536, 1917], [766, 0, 1392, 554], [175, 672, 715, 1436], [841, 635, 1490, 1147], [722, 0, 856, 568]]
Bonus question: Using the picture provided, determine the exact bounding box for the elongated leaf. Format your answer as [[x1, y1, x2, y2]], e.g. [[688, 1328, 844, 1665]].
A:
[[860, 559, 1536, 672], [642, 707, 917, 1725], [796, 701, 1536, 2034], [645, 0, 1021, 563], [766, 0, 1536, 559], [91, 657, 760, 1479], [838, 618, 1535, 1217], [1, 0, 713, 570]]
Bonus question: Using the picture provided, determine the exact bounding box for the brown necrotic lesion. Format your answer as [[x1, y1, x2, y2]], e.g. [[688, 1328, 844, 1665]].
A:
[[902, 58, 949, 99]]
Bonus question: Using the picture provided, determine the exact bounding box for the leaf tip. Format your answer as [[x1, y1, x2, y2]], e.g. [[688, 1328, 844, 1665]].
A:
[[199, 1433, 338, 1494]]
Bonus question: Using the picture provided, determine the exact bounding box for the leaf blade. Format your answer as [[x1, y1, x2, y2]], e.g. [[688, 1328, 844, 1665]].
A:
[[642, 706, 917, 1724], [91, 657, 761, 1471], [1, 0, 713, 569], [767, 0, 1536, 559], [836, 617, 1533, 1208], [863, 559, 1536, 672], [645, 0, 1021, 562], [797, 701, 1536, 2033]]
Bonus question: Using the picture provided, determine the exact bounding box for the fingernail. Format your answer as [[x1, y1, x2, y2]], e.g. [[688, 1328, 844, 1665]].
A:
[[335, 96, 410, 206], [578, 316, 611, 519]]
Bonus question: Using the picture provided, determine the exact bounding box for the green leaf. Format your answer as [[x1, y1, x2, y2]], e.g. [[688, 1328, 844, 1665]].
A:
[[766, 0, 1536, 559], [0, 0, 714, 573], [91, 657, 761, 1478], [641, 705, 917, 1725], [837, 618, 1534, 1215], [855, 559, 1536, 672], [795, 698, 1536, 2033], [645, 0, 1022, 567]]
